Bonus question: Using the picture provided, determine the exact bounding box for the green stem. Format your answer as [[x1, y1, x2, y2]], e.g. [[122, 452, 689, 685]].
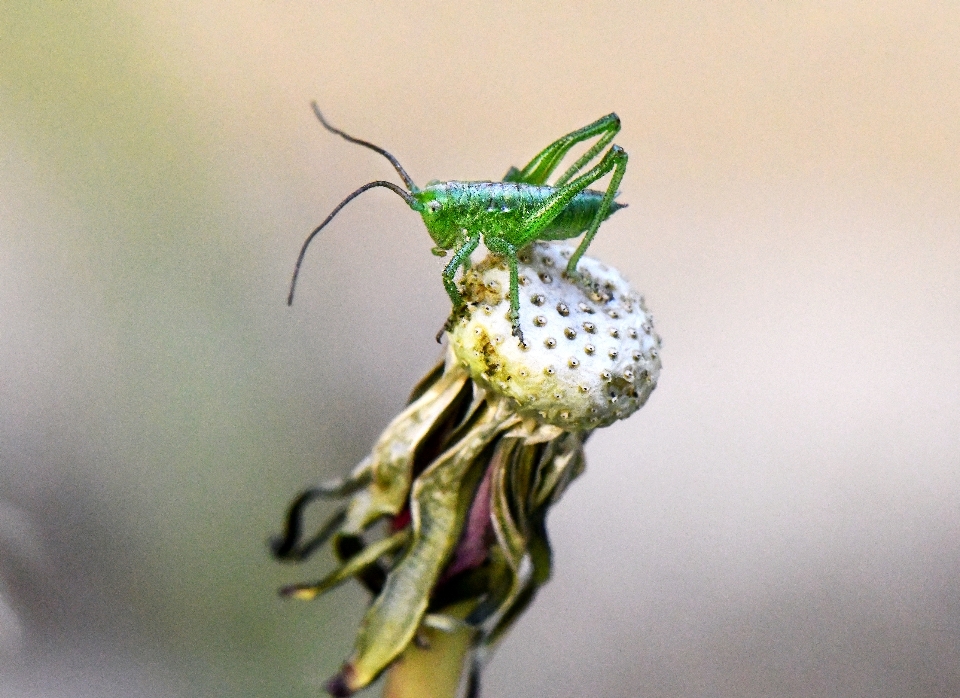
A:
[[382, 610, 475, 698]]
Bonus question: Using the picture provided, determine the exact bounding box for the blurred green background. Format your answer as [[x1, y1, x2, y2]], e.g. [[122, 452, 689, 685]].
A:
[[1, 3, 958, 697]]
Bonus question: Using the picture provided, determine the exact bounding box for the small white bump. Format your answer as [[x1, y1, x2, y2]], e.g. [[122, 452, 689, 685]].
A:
[[600, 370, 612, 381], [556, 302, 570, 317], [530, 294, 545, 306], [568, 357, 580, 368], [609, 328, 620, 338], [584, 344, 595, 355], [582, 321, 597, 333], [544, 337, 557, 349], [608, 348, 619, 359], [544, 365, 556, 376], [539, 272, 553, 283], [533, 315, 547, 327], [564, 327, 577, 340]]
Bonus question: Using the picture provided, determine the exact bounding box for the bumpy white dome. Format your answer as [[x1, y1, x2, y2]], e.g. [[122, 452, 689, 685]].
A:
[[448, 242, 661, 430]]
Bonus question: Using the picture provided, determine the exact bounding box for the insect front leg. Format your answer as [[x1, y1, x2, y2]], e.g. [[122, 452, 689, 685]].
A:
[[503, 113, 620, 186], [441, 234, 481, 309], [436, 234, 481, 341]]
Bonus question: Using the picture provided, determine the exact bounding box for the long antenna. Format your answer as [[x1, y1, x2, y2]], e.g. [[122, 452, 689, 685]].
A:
[[312, 102, 418, 193], [288, 180, 418, 305]]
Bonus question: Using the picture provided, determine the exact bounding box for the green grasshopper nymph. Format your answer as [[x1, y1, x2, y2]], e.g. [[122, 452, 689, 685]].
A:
[[288, 103, 628, 343]]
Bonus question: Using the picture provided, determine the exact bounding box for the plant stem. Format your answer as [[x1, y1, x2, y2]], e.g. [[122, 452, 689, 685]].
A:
[[382, 610, 475, 698]]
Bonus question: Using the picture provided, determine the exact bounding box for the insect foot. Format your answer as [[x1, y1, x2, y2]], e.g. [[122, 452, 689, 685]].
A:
[[448, 241, 662, 430], [272, 240, 660, 697]]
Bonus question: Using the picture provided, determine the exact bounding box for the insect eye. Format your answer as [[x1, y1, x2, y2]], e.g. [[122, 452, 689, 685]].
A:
[[426, 201, 442, 213]]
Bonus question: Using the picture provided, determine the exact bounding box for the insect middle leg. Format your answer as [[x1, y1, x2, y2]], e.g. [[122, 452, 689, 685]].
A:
[[482, 235, 523, 340]]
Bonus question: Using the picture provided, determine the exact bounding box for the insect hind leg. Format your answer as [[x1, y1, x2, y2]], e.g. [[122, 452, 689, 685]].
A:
[[503, 113, 620, 187], [565, 144, 628, 275], [513, 143, 628, 272]]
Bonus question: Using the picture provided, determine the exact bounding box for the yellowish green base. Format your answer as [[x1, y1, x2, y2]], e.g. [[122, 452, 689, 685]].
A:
[[382, 610, 476, 698]]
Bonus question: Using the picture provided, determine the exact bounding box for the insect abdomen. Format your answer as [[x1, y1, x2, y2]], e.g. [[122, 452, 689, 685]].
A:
[[539, 189, 626, 241], [432, 182, 623, 241]]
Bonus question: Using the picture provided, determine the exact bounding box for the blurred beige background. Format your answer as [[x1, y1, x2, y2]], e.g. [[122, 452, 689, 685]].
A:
[[1, 2, 958, 697]]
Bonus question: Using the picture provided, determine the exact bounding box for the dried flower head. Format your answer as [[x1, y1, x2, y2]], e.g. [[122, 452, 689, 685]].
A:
[[272, 242, 661, 697], [451, 242, 660, 429]]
